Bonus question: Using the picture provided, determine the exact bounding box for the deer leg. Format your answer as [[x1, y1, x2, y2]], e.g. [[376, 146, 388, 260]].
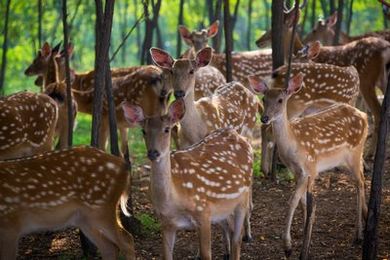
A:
[[198, 215, 212, 260], [360, 83, 381, 156], [220, 220, 232, 259], [261, 124, 274, 178], [300, 191, 307, 226], [231, 202, 247, 260], [0, 232, 19, 260], [243, 186, 253, 242], [300, 175, 316, 260], [161, 225, 177, 260], [119, 126, 129, 159], [283, 173, 308, 257], [348, 151, 367, 243]]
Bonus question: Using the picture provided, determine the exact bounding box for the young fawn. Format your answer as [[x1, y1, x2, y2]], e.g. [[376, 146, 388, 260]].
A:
[[252, 73, 368, 258], [0, 92, 58, 160], [0, 146, 135, 260], [122, 99, 253, 260]]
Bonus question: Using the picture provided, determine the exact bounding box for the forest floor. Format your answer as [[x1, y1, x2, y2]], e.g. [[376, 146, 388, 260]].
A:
[[17, 137, 390, 260]]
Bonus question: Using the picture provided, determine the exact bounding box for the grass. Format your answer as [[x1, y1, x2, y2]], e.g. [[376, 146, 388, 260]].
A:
[[135, 213, 161, 235]]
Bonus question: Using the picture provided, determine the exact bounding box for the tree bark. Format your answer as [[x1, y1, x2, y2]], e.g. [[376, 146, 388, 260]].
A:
[[212, 0, 223, 53], [330, 0, 336, 14], [271, 0, 284, 70], [62, 0, 74, 148], [310, 0, 316, 29], [223, 0, 233, 82], [246, 0, 253, 50], [346, 0, 353, 35], [141, 0, 162, 65], [362, 58, 390, 260], [176, 0, 185, 57], [333, 0, 344, 45], [0, 0, 11, 95], [231, 0, 240, 31], [120, 0, 129, 65]]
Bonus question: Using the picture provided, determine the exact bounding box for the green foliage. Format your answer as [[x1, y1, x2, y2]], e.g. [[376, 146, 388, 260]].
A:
[[136, 213, 160, 235]]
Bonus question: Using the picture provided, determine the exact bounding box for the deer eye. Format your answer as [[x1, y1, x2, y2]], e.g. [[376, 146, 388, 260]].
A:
[[164, 127, 170, 133], [278, 98, 283, 103], [189, 69, 194, 74]]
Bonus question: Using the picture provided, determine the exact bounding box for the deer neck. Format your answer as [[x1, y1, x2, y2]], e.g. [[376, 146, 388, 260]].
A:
[[43, 58, 59, 87], [271, 105, 297, 155], [150, 151, 175, 208], [179, 89, 208, 146]]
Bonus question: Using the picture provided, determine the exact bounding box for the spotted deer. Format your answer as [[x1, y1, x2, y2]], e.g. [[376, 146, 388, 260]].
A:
[[252, 73, 368, 259], [122, 99, 252, 260], [0, 92, 58, 160], [24, 42, 62, 91], [179, 20, 273, 87], [256, 8, 390, 156], [52, 45, 172, 155], [0, 146, 135, 260], [249, 61, 360, 176], [303, 11, 390, 46]]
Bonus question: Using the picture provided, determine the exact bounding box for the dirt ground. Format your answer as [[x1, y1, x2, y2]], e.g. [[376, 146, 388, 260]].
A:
[[17, 141, 390, 260]]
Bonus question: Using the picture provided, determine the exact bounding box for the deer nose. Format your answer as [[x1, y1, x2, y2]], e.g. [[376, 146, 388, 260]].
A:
[[174, 90, 185, 99], [147, 150, 160, 161], [261, 115, 269, 124]]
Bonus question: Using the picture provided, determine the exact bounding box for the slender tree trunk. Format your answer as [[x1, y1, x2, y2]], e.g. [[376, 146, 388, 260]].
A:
[[212, 0, 223, 52], [223, 0, 233, 82], [319, 0, 328, 17], [156, 22, 164, 49], [330, 0, 336, 14], [362, 62, 390, 260], [310, 0, 316, 28], [62, 0, 73, 148], [263, 0, 270, 29], [231, 0, 240, 31], [68, 0, 82, 34], [120, 1, 129, 65], [206, 0, 214, 23], [271, 0, 284, 70], [141, 0, 162, 65], [346, 0, 353, 35], [300, 0, 309, 36], [38, 0, 42, 47], [176, 0, 185, 57], [246, 0, 253, 50], [0, 0, 11, 95], [134, 0, 142, 60], [333, 0, 343, 45]]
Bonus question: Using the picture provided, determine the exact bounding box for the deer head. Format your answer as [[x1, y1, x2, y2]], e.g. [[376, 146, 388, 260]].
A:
[[303, 12, 339, 45], [250, 73, 304, 124], [150, 47, 212, 99], [24, 42, 61, 76], [179, 20, 219, 52], [122, 99, 185, 161]]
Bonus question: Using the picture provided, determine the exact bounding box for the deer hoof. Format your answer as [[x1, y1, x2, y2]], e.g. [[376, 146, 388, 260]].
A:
[[285, 249, 292, 258], [242, 234, 253, 243]]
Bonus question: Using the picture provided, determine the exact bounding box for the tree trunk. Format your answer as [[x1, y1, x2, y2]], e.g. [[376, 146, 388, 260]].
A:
[[271, 0, 284, 70], [319, 0, 328, 17], [141, 0, 162, 65], [362, 60, 390, 260], [300, 0, 309, 36], [263, 0, 270, 29], [120, 1, 129, 65], [246, 0, 253, 50], [330, 0, 336, 14], [134, 0, 142, 60], [310, 0, 316, 28], [38, 0, 42, 47], [62, 0, 74, 148], [156, 22, 164, 49], [346, 0, 353, 35], [206, 0, 214, 23], [231, 0, 240, 31], [212, 0, 223, 53], [223, 0, 233, 82], [176, 0, 185, 57], [0, 0, 11, 95], [333, 0, 343, 45]]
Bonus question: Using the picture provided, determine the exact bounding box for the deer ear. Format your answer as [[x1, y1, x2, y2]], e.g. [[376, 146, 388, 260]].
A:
[[286, 73, 304, 95], [207, 20, 219, 38], [52, 42, 62, 54], [41, 42, 52, 58], [179, 25, 193, 46], [122, 102, 145, 126], [248, 75, 268, 94], [195, 47, 212, 68], [168, 99, 186, 124], [150, 48, 174, 70], [285, 9, 301, 27], [326, 12, 338, 27], [306, 41, 321, 59]]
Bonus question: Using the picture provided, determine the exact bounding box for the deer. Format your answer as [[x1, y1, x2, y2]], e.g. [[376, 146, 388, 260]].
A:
[[249, 60, 361, 176], [303, 11, 390, 46], [256, 7, 390, 156], [47, 44, 172, 156], [0, 92, 58, 160], [0, 146, 135, 260], [179, 20, 273, 87], [122, 99, 252, 260], [251, 72, 368, 259], [150, 47, 260, 243]]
